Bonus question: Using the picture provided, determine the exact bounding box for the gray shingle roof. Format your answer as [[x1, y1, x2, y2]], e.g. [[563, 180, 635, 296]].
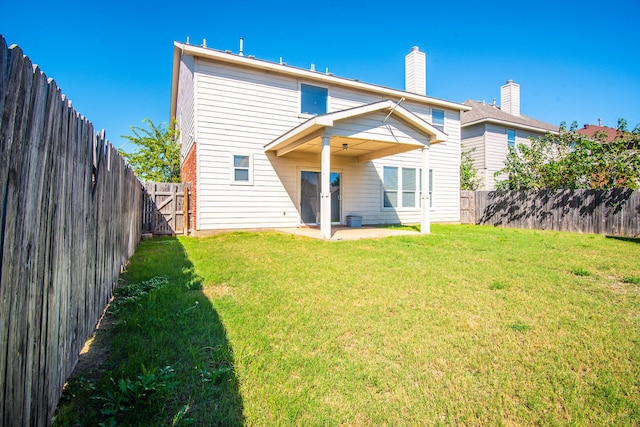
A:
[[461, 100, 558, 132]]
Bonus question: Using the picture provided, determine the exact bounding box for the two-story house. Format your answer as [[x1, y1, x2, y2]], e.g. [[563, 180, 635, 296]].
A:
[[461, 80, 558, 190], [171, 42, 470, 238]]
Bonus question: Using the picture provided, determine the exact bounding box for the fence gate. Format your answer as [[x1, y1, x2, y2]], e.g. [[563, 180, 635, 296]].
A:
[[142, 182, 190, 235]]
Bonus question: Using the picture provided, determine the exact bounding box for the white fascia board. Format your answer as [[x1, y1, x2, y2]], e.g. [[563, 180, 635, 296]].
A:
[[264, 119, 325, 152], [174, 42, 471, 113]]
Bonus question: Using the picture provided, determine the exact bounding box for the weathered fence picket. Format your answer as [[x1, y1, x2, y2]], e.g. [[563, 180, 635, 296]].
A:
[[0, 36, 143, 425], [461, 189, 640, 237]]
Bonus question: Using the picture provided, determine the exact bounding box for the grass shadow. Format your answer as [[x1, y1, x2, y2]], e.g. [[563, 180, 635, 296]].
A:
[[605, 235, 640, 244], [54, 236, 244, 426]]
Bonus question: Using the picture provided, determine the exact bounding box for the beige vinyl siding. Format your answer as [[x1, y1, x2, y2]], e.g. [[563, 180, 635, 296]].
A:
[[332, 113, 429, 145], [329, 86, 385, 111], [461, 124, 487, 189], [176, 55, 195, 160], [484, 124, 509, 190], [461, 124, 485, 169], [192, 58, 463, 229], [429, 108, 461, 222], [195, 61, 309, 229], [514, 129, 544, 146], [483, 125, 546, 190]]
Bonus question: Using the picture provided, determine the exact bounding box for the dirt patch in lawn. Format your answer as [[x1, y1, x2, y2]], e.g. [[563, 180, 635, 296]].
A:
[[203, 284, 234, 298], [65, 301, 115, 385]]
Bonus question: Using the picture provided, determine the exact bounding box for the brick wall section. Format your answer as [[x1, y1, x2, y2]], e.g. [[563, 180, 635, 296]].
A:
[[181, 144, 197, 231]]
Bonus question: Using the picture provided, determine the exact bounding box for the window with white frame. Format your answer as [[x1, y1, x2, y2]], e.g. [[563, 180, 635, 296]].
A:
[[383, 166, 428, 209], [402, 168, 417, 208], [232, 154, 252, 184], [432, 108, 445, 131], [383, 166, 398, 208], [300, 83, 328, 115], [507, 129, 516, 149]]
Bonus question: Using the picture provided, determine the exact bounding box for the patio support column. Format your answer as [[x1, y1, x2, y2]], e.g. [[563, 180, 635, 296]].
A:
[[421, 144, 431, 234], [320, 132, 332, 239]]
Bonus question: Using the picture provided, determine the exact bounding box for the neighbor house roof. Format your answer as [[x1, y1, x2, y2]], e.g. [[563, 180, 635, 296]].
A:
[[576, 124, 618, 142], [461, 99, 558, 134], [170, 42, 471, 122]]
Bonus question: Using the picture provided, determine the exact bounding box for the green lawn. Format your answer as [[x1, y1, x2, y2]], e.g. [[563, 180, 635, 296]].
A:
[[55, 225, 640, 426]]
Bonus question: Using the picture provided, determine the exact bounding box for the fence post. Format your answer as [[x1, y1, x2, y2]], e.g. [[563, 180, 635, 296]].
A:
[[184, 186, 189, 236]]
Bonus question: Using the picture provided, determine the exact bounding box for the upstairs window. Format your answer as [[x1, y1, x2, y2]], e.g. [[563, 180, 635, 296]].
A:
[[301, 84, 328, 115], [432, 108, 445, 131], [232, 154, 252, 184], [507, 129, 516, 149]]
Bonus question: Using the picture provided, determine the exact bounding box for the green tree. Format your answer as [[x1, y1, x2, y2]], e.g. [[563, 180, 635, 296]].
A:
[[119, 119, 181, 183], [460, 149, 481, 190], [495, 119, 640, 190]]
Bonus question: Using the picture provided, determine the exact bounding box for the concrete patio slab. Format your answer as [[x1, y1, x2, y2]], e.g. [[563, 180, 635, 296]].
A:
[[274, 225, 420, 240]]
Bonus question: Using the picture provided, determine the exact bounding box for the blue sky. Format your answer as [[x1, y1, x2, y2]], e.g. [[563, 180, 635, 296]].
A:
[[3, 0, 639, 150]]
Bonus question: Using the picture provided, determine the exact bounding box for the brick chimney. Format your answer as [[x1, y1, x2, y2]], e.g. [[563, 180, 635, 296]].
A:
[[500, 80, 520, 116], [405, 46, 426, 96]]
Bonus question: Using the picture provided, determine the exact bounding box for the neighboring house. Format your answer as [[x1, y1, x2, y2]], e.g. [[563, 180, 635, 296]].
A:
[[576, 123, 618, 142], [170, 43, 470, 238], [461, 81, 558, 190]]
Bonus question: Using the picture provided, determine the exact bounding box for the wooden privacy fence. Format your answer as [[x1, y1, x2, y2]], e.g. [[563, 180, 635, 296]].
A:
[[0, 36, 143, 425], [461, 189, 640, 237], [142, 182, 190, 235]]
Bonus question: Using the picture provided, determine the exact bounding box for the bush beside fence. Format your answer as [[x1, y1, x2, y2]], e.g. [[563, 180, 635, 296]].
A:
[[461, 189, 640, 237], [0, 36, 142, 425]]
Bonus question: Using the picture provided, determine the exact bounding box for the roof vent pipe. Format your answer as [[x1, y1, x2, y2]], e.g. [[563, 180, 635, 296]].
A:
[[239, 37, 244, 56], [202, 38, 207, 48]]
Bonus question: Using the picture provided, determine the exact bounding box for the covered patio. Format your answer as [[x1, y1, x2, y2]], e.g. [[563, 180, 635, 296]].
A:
[[264, 99, 447, 239]]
